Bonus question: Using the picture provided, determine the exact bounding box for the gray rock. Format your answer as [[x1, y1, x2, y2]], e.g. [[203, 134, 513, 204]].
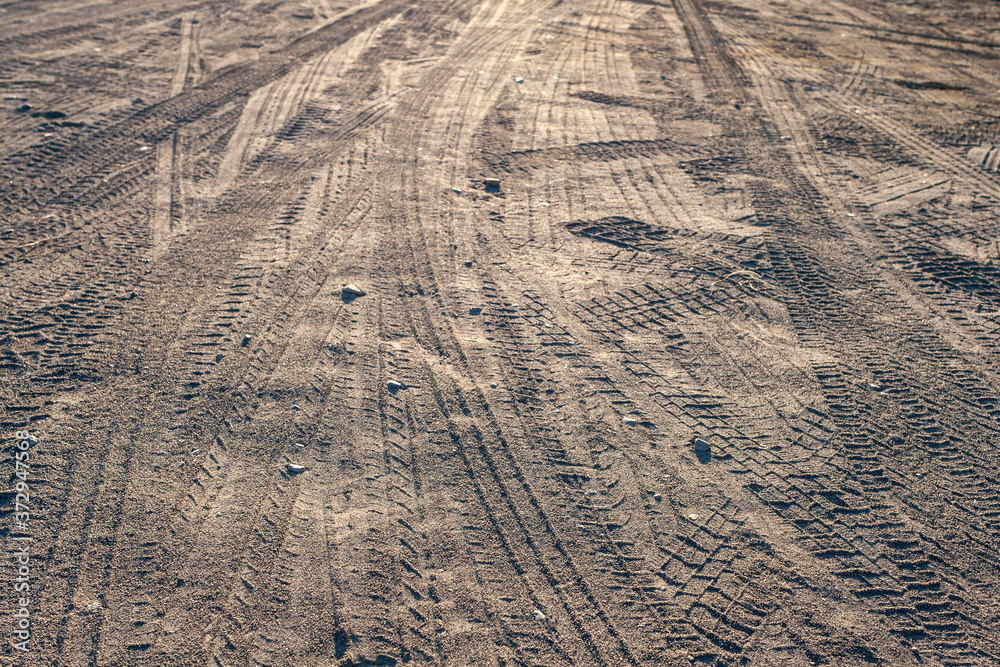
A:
[[342, 284, 366, 297], [287, 463, 306, 474], [694, 438, 711, 452]]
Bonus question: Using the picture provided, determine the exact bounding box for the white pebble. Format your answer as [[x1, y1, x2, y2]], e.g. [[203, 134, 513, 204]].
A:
[[533, 609, 546, 621]]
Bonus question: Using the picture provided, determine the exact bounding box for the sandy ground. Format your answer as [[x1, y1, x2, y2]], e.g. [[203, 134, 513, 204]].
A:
[[2, 0, 1000, 664]]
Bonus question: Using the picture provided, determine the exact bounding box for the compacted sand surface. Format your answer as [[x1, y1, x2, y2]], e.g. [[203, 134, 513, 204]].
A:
[[2, 0, 1000, 664]]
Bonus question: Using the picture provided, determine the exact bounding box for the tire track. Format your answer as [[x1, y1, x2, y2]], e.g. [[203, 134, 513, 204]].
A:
[[0, 0, 409, 231], [662, 0, 1000, 661]]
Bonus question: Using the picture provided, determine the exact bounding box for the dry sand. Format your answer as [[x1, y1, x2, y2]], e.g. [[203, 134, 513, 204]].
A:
[[2, 0, 1000, 664]]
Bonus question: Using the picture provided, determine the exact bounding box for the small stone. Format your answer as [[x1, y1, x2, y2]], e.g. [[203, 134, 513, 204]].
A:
[[24, 435, 38, 447], [623, 417, 637, 426], [688, 513, 699, 520], [292, 404, 301, 411], [342, 284, 366, 297], [694, 438, 711, 452], [465, 260, 473, 267], [215, 353, 223, 362], [191, 449, 199, 455], [387, 380, 404, 392], [470, 307, 482, 315], [533, 609, 546, 622], [287, 463, 306, 474], [490, 382, 497, 388], [132, 97, 143, 105], [653, 493, 662, 502], [515, 76, 524, 83], [294, 442, 305, 449], [241, 334, 251, 347], [452, 187, 462, 194], [483, 177, 501, 190], [86, 601, 101, 612]]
